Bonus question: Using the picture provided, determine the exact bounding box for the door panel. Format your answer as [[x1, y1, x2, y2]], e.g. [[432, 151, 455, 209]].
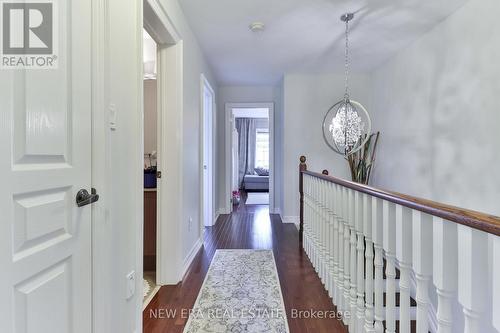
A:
[[202, 85, 213, 227], [0, 0, 92, 332]]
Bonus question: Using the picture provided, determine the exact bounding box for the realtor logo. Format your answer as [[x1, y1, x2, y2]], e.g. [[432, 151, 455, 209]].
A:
[[1, 0, 58, 69]]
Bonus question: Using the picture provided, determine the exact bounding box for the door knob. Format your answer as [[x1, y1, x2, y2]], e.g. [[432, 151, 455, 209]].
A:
[[76, 188, 99, 207]]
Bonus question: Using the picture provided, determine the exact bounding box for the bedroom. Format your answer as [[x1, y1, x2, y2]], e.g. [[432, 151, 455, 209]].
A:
[[230, 107, 271, 207]]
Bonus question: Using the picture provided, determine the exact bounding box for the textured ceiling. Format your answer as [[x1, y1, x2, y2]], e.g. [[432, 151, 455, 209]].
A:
[[180, 0, 469, 85]]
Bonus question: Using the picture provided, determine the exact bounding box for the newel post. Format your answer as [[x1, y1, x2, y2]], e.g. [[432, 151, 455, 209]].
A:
[[299, 156, 307, 244]]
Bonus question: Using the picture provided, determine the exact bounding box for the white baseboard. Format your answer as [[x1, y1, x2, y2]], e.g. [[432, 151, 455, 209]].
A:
[[282, 216, 299, 230], [272, 208, 282, 216], [181, 238, 203, 279]]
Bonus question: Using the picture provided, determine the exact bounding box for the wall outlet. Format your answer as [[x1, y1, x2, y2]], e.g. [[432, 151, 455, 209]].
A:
[[188, 217, 193, 231], [126, 271, 135, 300]]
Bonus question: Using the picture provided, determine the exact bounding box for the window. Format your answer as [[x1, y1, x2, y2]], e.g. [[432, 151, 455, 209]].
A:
[[255, 129, 269, 169]]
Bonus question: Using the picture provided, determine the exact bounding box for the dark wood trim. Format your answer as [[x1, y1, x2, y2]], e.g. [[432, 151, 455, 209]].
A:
[[301, 169, 500, 236], [143, 255, 156, 272], [299, 156, 307, 244]]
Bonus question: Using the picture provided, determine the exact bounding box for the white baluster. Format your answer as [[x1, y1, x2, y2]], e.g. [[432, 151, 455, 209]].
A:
[[323, 180, 330, 286], [308, 177, 313, 258], [383, 201, 397, 333], [318, 179, 324, 280], [372, 197, 384, 333], [343, 188, 351, 325], [307, 176, 312, 257], [307, 177, 312, 258], [332, 183, 340, 305], [457, 226, 488, 333], [493, 236, 500, 332], [396, 205, 413, 333], [412, 211, 433, 333], [327, 182, 336, 298], [349, 190, 358, 331], [355, 191, 365, 333], [318, 179, 323, 276], [303, 176, 309, 256], [306, 176, 313, 256], [433, 217, 457, 333], [306, 176, 311, 259], [364, 194, 375, 333], [337, 185, 345, 314], [307, 177, 312, 256], [320, 180, 326, 281], [311, 178, 318, 272], [321, 180, 327, 284]]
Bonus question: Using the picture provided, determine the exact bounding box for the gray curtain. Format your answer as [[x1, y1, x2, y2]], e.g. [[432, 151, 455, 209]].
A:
[[235, 118, 256, 188]]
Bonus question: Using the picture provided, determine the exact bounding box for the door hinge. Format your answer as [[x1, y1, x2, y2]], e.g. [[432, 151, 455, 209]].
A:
[[156, 171, 162, 179]]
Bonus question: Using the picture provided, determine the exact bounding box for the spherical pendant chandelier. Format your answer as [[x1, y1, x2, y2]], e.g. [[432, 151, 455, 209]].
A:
[[323, 13, 371, 156]]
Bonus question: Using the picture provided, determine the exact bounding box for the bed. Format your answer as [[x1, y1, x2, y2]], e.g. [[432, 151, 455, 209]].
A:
[[243, 174, 269, 191]]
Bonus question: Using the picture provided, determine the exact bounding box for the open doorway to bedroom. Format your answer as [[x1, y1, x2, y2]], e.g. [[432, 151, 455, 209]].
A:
[[225, 103, 274, 212]]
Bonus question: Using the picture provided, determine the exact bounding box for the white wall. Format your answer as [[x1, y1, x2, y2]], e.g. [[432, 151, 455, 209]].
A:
[[282, 73, 371, 222], [369, 0, 500, 217], [93, 0, 218, 330], [217, 86, 282, 213], [92, 0, 143, 332], [157, 0, 218, 265]]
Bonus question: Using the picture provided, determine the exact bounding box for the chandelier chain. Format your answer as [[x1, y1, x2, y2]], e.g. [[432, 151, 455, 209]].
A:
[[344, 17, 349, 100]]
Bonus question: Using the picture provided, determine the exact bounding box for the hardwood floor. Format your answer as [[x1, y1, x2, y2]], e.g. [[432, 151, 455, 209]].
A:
[[143, 199, 347, 333]]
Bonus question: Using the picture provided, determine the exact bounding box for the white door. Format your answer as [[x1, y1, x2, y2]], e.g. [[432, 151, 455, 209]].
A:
[[202, 79, 214, 227], [0, 1, 92, 332]]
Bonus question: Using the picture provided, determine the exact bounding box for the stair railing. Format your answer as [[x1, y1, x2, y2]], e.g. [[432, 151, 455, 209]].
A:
[[298, 156, 500, 333]]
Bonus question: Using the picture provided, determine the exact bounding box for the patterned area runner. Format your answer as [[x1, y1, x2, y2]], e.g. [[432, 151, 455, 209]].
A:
[[184, 250, 289, 333], [143, 271, 160, 310]]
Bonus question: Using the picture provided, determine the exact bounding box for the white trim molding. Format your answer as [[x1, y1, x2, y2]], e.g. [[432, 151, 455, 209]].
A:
[[200, 74, 217, 230], [143, 0, 180, 44], [182, 238, 204, 279], [156, 40, 184, 285], [282, 216, 300, 230], [144, 0, 185, 286]]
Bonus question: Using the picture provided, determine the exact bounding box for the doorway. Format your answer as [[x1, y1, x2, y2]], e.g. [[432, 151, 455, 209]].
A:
[[142, 28, 160, 307], [142, 0, 184, 287], [225, 103, 275, 213], [201, 75, 216, 228]]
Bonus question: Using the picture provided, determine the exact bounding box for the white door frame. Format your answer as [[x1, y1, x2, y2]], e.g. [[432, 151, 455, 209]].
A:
[[224, 102, 275, 214], [92, 1, 183, 331], [143, 0, 184, 286], [200, 74, 216, 229]]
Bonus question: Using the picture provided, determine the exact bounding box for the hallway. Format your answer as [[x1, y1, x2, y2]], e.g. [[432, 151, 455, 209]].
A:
[[143, 204, 347, 332]]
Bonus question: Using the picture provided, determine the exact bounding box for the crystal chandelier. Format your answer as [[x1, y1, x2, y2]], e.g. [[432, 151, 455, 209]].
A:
[[323, 13, 371, 156]]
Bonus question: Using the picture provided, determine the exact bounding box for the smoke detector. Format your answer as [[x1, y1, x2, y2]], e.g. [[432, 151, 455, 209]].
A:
[[249, 21, 265, 33]]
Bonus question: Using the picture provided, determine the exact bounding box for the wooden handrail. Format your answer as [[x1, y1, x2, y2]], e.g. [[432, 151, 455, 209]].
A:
[[299, 158, 500, 236]]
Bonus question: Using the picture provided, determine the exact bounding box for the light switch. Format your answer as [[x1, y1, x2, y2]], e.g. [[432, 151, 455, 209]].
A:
[[109, 103, 117, 130]]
